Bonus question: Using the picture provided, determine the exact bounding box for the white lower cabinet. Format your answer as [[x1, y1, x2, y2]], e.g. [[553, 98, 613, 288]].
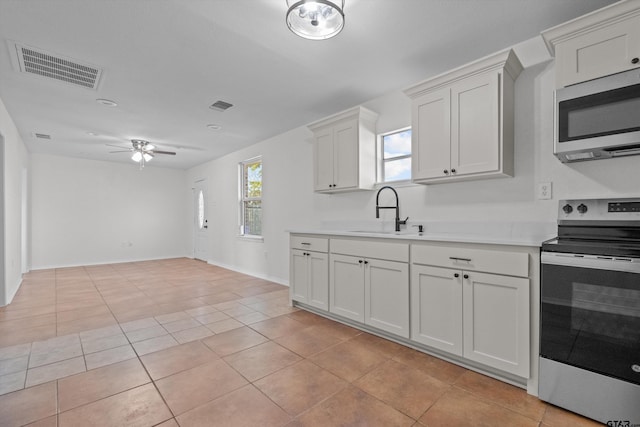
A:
[[411, 243, 531, 378], [291, 249, 329, 310], [365, 258, 409, 338], [329, 254, 364, 322], [291, 234, 535, 382], [463, 271, 529, 377], [290, 236, 329, 311], [411, 265, 463, 355], [329, 239, 410, 338]]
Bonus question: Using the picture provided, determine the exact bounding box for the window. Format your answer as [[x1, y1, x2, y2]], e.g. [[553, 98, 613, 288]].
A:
[[378, 128, 412, 182], [239, 157, 262, 237], [197, 190, 205, 229]]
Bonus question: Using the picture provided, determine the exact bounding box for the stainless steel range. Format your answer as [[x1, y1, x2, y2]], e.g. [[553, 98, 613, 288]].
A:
[[540, 198, 640, 424]]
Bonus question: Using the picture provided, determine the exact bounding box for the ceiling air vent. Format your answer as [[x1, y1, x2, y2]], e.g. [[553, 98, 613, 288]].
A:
[[13, 43, 102, 90], [32, 132, 51, 140], [209, 100, 233, 112]]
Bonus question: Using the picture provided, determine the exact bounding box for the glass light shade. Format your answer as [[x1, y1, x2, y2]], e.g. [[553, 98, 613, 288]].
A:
[[131, 151, 142, 162], [143, 153, 153, 162], [286, 0, 344, 40]]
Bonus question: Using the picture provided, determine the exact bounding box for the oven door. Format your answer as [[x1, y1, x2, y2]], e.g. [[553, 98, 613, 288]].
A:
[[541, 252, 640, 385]]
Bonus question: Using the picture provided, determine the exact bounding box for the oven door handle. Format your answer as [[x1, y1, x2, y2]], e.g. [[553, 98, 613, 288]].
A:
[[542, 252, 640, 274]]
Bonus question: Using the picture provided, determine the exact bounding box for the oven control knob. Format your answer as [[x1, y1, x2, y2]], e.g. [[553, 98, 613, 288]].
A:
[[577, 204, 588, 214], [562, 204, 573, 214]]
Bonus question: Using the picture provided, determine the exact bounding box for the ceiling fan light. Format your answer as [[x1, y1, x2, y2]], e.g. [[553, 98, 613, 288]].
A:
[[143, 153, 153, 162], [131, 151, 143, 162], [286, 0, 344, 40]]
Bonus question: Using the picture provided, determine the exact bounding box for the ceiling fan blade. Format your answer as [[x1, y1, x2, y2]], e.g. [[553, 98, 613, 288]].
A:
[[109, 150, 133, 153], [150, 150, 176, 155]]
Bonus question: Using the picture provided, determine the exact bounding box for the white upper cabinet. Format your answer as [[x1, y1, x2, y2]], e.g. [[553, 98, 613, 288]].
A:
[[309, 106, 378, 193], [412, 87, 451, 180], [404, 49, 522, 184], [542, 1, 640, 88]]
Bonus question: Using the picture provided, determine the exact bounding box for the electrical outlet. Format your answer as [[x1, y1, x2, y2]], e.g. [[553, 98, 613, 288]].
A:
[[538, 182, 552, 200]]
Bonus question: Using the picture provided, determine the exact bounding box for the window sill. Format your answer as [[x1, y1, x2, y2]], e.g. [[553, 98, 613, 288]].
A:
[[374, 179, 419, 189], [237, 235, 264, 242]]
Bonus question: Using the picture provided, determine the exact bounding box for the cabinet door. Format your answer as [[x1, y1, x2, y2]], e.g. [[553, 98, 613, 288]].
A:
[[333, 119, 359, 190], [308, 251, 329, 311], [412, 88, 451, 180], [364, 259, 409, 338], [463, 271, 530, 377], [556, 15, 640, 88], [451, 72, 499, 176], [313, 127, 334, 191], [411, 265, 463, 355], [290, 249, 309, 304], [329, 254, 364, 322]]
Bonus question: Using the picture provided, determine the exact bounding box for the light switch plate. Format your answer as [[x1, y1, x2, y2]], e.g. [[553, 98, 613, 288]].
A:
[[538, 182, 552, 200]]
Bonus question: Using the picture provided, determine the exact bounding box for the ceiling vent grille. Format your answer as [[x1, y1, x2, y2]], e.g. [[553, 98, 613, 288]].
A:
[[32, 132, 51, 140], [13, 43, 102, 90], [209, 100, 233, 112]]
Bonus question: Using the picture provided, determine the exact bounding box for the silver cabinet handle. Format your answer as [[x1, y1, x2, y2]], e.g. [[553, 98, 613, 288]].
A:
[[449, 257, 471, 262], [300, 242, 311, 246]]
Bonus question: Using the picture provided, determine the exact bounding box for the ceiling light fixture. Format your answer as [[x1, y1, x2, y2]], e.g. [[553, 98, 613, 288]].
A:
[[131, 151, 153, 163], [131, 139, 154, 168], [286, 0, 345, 40], [207, 124, 222, 130]]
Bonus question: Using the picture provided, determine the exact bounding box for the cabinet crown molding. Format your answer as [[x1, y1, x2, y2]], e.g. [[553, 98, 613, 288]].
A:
[[307, 106, 378, 131], [541, 0, 640, 56], [403, 49, 522, 99]]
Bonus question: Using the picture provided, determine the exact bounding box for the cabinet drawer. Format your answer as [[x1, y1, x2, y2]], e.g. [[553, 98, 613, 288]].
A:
[[331, 239, 408, 263], [411, 244, 528, 277], [291, 235, 328, 252]]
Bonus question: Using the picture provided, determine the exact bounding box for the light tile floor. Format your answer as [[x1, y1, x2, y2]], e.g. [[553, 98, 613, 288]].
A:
[[0, 258, 602, 426]]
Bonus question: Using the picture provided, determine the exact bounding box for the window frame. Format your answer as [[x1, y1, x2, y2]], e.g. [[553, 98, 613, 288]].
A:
[[377, 127, 412, 184], [238, 156, 263, 239]]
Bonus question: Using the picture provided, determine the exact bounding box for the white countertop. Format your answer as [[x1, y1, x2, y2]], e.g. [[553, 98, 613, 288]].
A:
[[289, 221, 556, 247]]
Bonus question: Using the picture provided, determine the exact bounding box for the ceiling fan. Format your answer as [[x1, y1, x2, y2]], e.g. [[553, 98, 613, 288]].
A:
[[108, 139, 176, 168]]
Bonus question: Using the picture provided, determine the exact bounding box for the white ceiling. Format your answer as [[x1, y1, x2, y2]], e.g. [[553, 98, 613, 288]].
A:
[[0, 0, 617, 169]]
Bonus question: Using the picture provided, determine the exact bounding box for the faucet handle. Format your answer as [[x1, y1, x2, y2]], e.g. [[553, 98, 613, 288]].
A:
[[399, 217, 408, 225]]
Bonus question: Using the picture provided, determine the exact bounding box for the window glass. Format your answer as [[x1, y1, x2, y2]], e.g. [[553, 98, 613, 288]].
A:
[[379, 128, 411, 182], [240, 158, 262, 236], [198, 190, 205, 229]]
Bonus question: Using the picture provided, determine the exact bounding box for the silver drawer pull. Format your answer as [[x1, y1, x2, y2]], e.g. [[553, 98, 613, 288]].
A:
[[300, 242, 311, 246], [449, 257, 471, 262]]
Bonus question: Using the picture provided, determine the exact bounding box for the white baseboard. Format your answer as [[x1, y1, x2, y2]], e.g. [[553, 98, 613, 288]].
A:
[[29, 254, 191, 271], [206, 259, 289, 287]]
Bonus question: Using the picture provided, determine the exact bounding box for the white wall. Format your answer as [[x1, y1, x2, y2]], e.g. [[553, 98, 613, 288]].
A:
[[186, 35, 640, 286], [0, 96, 30, 306], [186, 126, 320, 284], [31, 154, 189, 269]]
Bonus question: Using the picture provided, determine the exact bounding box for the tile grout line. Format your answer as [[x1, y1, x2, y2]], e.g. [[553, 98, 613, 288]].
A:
[[138, 348, 177, 424]]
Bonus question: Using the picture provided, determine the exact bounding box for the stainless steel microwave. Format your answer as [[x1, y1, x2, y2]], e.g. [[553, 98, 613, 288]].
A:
[[554, 68, 640, 162]]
